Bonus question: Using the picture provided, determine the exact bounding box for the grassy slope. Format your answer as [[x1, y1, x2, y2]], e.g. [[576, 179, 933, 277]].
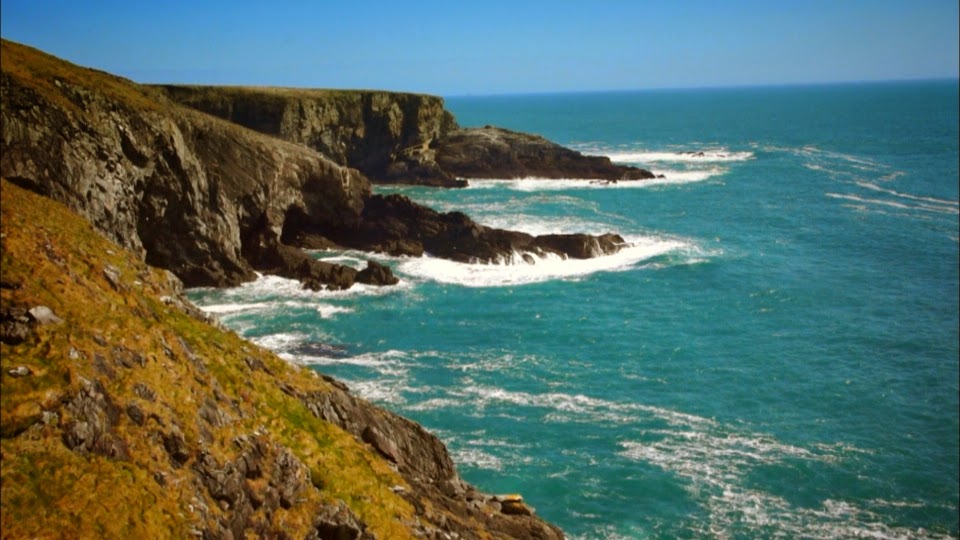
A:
[[0, 178, 423, 538]]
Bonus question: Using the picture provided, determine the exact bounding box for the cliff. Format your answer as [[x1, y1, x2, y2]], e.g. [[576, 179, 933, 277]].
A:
[[0, 179, 563, 538], [158, 86, 656, 186], [156, 85, 461, 187], [1, 39, 633, 294], [0, 39, 375, 289]]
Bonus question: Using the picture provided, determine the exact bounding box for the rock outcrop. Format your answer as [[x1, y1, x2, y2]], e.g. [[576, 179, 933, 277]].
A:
[[436, 125, 656, 181], [304, 192, 627, 262]]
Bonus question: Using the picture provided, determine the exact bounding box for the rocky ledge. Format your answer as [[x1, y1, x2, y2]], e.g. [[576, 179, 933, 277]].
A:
[[285, 192, 626, 262], [436, 125, 656, 182]]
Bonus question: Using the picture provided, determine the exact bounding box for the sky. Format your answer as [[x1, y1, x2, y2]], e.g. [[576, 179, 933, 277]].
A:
[[1, 0, 957, 96]]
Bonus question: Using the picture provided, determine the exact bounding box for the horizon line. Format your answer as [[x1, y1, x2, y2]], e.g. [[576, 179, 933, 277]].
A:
[[441, 76, 960, 99]]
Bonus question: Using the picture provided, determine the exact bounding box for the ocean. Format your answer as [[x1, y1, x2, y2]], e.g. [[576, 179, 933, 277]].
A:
[[188, 80, 960, 539]]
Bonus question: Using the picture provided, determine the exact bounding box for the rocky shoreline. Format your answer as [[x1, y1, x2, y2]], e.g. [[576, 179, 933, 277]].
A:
[[2, 40, 651, 295], [0, 37, 660, 538]]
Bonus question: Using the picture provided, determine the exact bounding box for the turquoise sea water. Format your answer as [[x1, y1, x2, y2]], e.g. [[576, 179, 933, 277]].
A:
[[189, 81, 960, 539]]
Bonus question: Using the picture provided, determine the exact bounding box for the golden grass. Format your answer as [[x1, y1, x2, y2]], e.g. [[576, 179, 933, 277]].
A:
[[1, 38, 163, 115], [0, 178, 419, 538]]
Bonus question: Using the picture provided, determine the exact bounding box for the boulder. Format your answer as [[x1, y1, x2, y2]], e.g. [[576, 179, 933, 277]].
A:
[[496, 494, 535, 516], [27, 305, 63, 325], [356, 261, 399, 286]]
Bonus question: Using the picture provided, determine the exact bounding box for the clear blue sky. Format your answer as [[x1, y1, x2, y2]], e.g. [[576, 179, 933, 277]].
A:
[[1, 0, 957, 96]]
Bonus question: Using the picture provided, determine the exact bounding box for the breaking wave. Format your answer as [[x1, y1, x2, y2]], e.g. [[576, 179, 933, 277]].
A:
[[395, 235, 699, 287]]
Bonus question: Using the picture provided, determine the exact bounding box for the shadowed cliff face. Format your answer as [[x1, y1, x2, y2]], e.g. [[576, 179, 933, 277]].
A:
[[1, 40, 372, 289], [156, 85, 462, 186]]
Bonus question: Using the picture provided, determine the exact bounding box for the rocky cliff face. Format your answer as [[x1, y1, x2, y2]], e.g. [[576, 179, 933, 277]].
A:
[[1, 40, 375, 289], [157, 85, 461, 186], [159, 86, 656, 187], [1, 179, 563, 539], [2, 39, 632, 294]]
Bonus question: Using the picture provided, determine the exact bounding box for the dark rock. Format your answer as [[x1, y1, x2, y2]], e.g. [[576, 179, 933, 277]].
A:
[[0, 279, 22, 289], [243, 226, 360, 291], [126, 403, 145, 426], [289, 342, 349, 359], [199, 397, 232, 428], [133, 382, 157, 402], [1, 321, 31, 344], [316, 193, 627, 264], [3, 43, 370, 289], [62, 378, 130, 460], [242, 356, 272, 375], [361, 426, 402, 464], [356, 260, 399, 286], [537, 232, 626, 259], [159, 86, 461, 187], [271, 446, 308, 509], [308, 501, 369, 540], [0, 307, 32, 344], [162, 426, 190, 467], [435, 126, 655, 182]]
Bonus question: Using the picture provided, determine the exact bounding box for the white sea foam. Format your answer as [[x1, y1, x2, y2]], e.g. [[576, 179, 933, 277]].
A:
[[647, 168, 728, 184], [441, 373, 919, 538], [463, 172, 722, 191], [317, 304, 354, 318], [297, 350, 407, 370], [826, 193, 959, 215], [602, 149, 754, 163], [617, 428, 939, 539], [450, 447, 504, 471], [395, 235, 691, 287], [194, 272, 406, 305], [250, 332, 308, 351], [855, 181, 960, 209], [341, 378, 411, 405], [199, 300, 356, 320], [199, 302, 265, 314], [452, 384, 718, 428]]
